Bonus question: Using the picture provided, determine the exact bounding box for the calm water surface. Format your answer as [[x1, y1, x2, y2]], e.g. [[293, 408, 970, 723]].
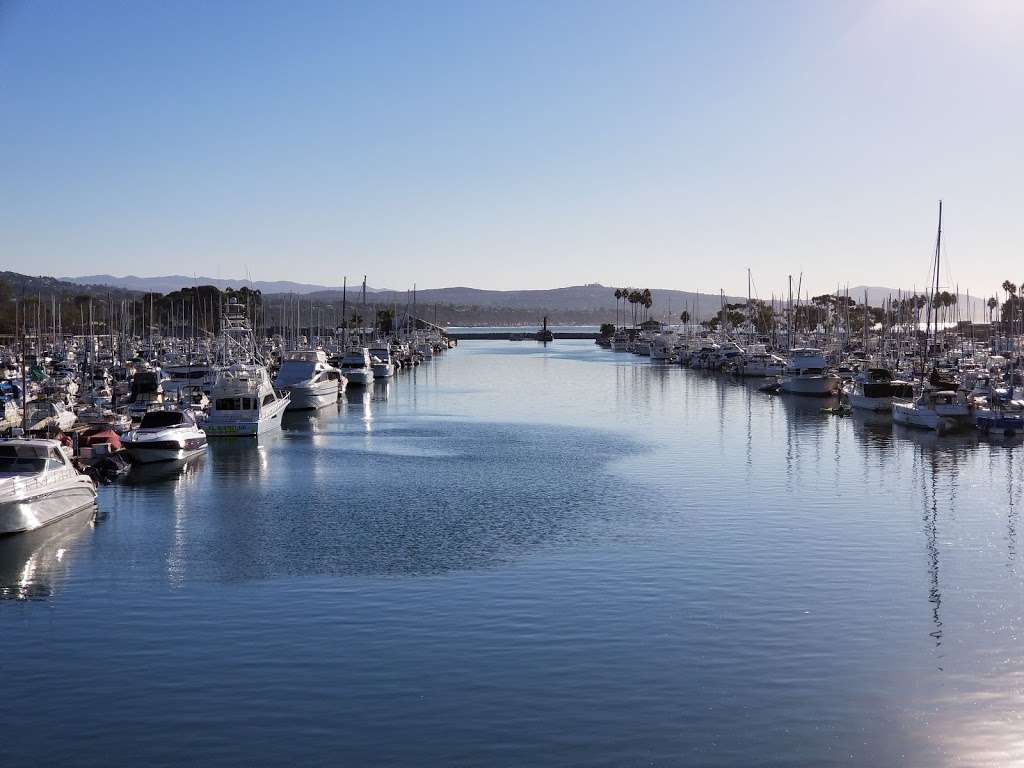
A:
[[3, 341, 1024, 766]]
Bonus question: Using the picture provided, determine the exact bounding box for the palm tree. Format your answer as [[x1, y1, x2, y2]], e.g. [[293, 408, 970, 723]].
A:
[[987, 296, 998, 324], [613, 288, 622, 326], [679, 310, 690, 326]]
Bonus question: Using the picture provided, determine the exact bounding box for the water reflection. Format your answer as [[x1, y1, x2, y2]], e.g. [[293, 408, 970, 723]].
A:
[[0, 505, 96, 600]]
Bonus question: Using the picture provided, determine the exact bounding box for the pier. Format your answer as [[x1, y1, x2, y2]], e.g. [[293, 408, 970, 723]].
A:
[[446, 331, 600, 341]]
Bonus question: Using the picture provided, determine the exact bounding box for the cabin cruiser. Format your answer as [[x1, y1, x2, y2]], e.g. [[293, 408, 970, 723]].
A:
[[204, 364, 291, 437], [23, 399, 77, 433], [611, 330, 630, 352], [737, 344, 785, 377], [778, 348, 840, 396], [277, 350, 345, 410], [844, 368, 915, 412], [892, 388, 972, 433], [122, 408, 208, 463], [368, 343, 396, 379], [337, 348, 375, 386], [649, 334, 678, 361], [126, 365, 165, 421], [0, 439, 97, 535]]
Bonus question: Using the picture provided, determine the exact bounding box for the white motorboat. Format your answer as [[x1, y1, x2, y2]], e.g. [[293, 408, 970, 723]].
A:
[[368, 343, 396, 379], [204, 364, 291, 437], [0, 439, 97, 535], [649, 334, 678, 361], [844, 368, 915, 412], [892, 389, 972, 433], [778, 348, 839, 396], [122, 408, 208, 463], [277, 350, 345, 410], [611, 330, 630, 352], [338, 348, 375, 386], [737, 344, 785, 377], [23, 399, 77, 433]]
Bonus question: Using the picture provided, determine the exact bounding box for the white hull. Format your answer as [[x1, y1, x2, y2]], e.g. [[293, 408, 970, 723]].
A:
[[848, 393, 892, 412], [285, 382, 339, 410], [371, 363, 394, 378], [0, 479, 96, 535], [892, 401, 942, 431], [344, 370, 374, 386], [125, 444, 207, 464], [778, 375, 839, 396]]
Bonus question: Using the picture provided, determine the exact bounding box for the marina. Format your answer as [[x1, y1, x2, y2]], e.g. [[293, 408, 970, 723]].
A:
[[3, 337, 1024, 765], [3, 1, 1022, 764]]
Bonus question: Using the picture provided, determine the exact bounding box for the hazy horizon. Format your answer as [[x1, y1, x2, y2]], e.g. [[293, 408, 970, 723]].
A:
[[2, 1, 1022, 296]]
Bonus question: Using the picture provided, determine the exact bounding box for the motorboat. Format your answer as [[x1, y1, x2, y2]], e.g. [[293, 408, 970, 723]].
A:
[[337, 348, 375, 386], [125, 364, 165, 421], [778, 348, 840, 396], [892, 388, 972, 433], [368, 343, 396, 379], [204, 363, 291, 437], [737, 344, 785, 377], [844, 368, 915, 412], [0, 439, 97, 535], [23, 399, 77, 433], [277, 350, 345, 410], [611, 330, 630, 352], [122, 408, 208, 463]]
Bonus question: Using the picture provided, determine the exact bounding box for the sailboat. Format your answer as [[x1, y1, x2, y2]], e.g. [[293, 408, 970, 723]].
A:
[[891, 201, 973, 433]]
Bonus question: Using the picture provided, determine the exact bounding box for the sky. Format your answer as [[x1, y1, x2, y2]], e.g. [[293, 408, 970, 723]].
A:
[[1, 0, 1022, 297]]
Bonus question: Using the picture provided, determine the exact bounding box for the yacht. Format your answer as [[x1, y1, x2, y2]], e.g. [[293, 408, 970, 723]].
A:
[[338, 348, 375, 386], [125, 364, 165, 421], [737, 344, 785, 377], [611, 329, 630, 352], [205, 364, 291, 437], [649, 334, 678, 361], [368, 343, 396, 379], [122, 408, 208, 463], [277, 350, 345, 410], [23, 399, 77, 433], [844, 368, 915, 412], [778, 348, 839, 396], [892, 388, 972, 433], [0, 439, 97, 535]]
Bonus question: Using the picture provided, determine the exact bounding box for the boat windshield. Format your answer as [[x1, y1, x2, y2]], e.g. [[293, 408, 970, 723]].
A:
[[0, 444, 64, 473], [277, 362, 317, 386], [140, 411, 186, 429]]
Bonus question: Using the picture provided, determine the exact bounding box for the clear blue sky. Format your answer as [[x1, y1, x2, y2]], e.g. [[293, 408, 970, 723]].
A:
[[1, 0, 1021, 297]]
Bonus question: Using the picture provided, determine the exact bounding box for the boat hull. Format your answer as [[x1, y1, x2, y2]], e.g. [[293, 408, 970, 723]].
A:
[[0, 480, 97, 535], [343, 370, 375, 386], [285, 382, 339, 410], [847, 393, 893, 412], [778, 375, 839, 396]]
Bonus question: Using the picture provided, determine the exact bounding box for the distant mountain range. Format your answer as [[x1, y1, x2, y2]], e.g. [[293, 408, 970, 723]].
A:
[[65, 274, 372, 296]]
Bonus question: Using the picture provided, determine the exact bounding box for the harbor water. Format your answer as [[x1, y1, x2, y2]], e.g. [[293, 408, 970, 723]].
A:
[[3, 340, 1023, 766]]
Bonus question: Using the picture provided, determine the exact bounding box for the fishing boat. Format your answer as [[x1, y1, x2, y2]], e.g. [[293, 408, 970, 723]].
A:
[[0, 438, 97, 535], [204, 364, 290, 436], [277, 349, 345, 410], [121, 408, 208, 463]]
